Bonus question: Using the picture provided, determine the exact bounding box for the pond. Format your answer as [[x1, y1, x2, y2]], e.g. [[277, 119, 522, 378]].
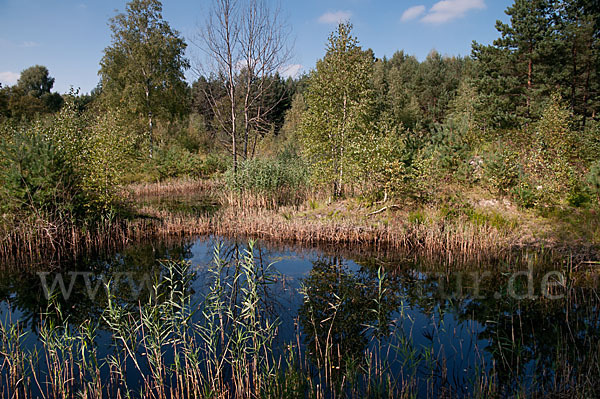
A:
[[0, 235, 599, 398]]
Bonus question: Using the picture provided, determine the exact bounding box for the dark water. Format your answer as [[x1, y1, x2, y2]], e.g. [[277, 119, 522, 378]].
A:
[[1, 235, 599, 397]]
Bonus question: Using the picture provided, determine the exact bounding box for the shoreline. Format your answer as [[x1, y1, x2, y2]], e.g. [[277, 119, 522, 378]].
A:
[[1, 179, 598, 267]]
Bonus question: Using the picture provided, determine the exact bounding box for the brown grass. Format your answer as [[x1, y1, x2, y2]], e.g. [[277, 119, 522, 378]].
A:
[[2, 178, 597, 267], [127, 178, 220, 197]]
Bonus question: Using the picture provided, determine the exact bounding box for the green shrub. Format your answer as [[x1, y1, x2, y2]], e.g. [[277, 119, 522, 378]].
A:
[[431, 118, 470, 173], [484, 148, 520, 194], [200, 153, 228, 177], [510, 182, 538, 209], [566, 186, 590, 208], [154, 145, 203, 180], [0, 100, 134, 224], [0, 129, 80, 217]]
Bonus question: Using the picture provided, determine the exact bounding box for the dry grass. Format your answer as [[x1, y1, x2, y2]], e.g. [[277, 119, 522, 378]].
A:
[[0, 217, 159, 268], [135, 198, 559, 266], [2, 178, 597, 267], [127, 178, 220, 197]]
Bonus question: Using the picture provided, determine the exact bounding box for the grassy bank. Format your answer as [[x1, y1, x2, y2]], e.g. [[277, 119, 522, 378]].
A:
[[2, 176, 598, 267]]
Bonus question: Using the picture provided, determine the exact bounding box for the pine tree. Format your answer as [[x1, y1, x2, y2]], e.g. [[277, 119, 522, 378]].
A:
[[554, 0, 600, 127], [473, 0, 557, 127]]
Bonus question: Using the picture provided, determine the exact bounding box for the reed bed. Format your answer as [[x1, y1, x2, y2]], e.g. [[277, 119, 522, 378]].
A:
[[130, 179, 596, 264], [127, 179, 220, 197], [0, 216, 159, 268], [136, 203, 566, 267]]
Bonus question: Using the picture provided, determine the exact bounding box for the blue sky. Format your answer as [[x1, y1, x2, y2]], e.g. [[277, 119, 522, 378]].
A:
[[0, 0, 513, 94]]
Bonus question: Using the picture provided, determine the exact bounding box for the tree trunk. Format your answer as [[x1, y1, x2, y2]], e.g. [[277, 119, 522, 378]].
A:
[[337, 93, 348, 199], [243, 68, 252, 160], [527, 44, 533, 117], [145, 82, 153, 158], [231, 83, 237, 173], [148, 110, 153, 158]]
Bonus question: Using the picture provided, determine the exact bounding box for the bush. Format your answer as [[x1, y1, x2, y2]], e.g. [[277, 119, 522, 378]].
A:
[[430, 117, 470, 173], [200, 153, 228, 177], [484, 148, 520, 194], [510, 182, 538, 209], [0, 99, 134, 225], [154, 145, 203, 180], [0, 129, 81, 217]]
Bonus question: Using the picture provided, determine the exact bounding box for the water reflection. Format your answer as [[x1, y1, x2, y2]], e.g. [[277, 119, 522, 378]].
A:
[[0, 239, 194, 332], [0, 236, 598, 397]]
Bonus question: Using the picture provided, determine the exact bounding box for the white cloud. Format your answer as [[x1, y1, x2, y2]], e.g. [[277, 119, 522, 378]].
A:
[[401, 5, 426, 22], [0, 39, 40, 48], [0, 71, 19, 86], [421, 0, 485, 24], [280, 64, 303, 79], [21, 41, 39, 48], [318, 10, 352, 24]]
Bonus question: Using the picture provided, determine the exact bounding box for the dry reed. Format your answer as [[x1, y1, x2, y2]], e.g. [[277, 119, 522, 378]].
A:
[[2, 178, 595, 269]]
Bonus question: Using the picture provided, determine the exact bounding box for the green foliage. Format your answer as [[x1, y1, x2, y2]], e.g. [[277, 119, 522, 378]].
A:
[[99, 0, 190, 155], [587, 161, 600, 205], [300, 23, 376, 197], [466, 208, 515, 230], [80, 108, 136, 210], [0, 66, 64, 120], [408, 210, 426, 225], [200, 153, 228, 177], [0, 128, 79, 217], [154, 145, 203, 180], [430, 117, 471, 174], [535, 93, 576, 164], [484, 148, 521, 194], [225, 150, 309, 194], [566, 183, 590, 208], [580, 120, 600, 163], [365, 119, 434, 200], [0, 98, 134, 224], [472, 0, 600, 128], [510, 182, 539, 209], [17, 65, 55, 98]]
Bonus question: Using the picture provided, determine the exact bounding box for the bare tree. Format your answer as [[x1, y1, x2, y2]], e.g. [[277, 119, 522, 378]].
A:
[[193, 0, 292, 173], [239, 0, 292, 159], [195, 0, 241, 172]]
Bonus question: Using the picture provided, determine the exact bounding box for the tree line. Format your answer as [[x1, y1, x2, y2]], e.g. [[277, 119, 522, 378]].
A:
[[0, 0, 599, 225]]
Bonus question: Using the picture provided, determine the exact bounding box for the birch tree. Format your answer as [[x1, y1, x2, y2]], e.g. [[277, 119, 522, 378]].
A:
[[194, 0, 291, 173], [99, 0, 189, 158], [300, 23, 375, 197]]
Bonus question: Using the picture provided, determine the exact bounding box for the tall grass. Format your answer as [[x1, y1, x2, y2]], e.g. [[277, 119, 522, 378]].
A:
[[224, 151, 310, 209]]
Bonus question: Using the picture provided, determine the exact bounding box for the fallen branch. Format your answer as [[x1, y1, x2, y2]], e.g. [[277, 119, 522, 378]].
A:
[[367, 205, 401, 216]]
